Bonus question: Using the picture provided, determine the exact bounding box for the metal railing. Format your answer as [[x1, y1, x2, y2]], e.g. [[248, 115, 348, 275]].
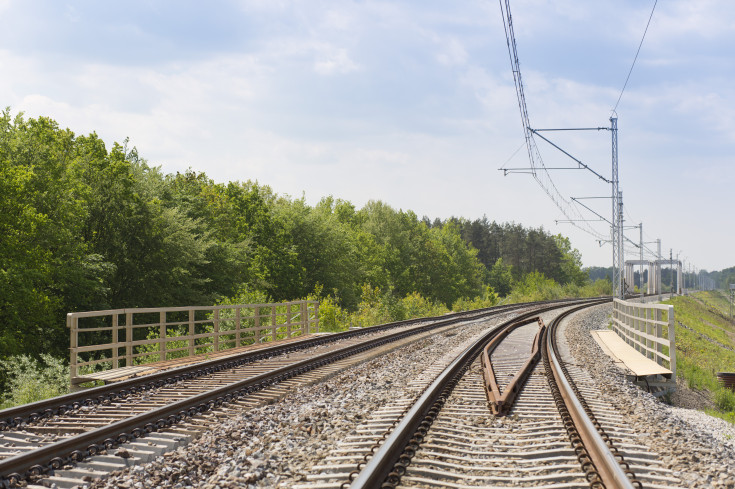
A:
[[611, 298, 676, 381], [68, 300, 319, 386]]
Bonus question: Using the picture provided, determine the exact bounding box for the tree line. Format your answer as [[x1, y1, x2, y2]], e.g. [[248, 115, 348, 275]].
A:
[[1, 110, 595, 367], [703, 267, 735, 290]]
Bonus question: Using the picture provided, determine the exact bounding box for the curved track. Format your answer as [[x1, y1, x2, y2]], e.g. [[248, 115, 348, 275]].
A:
[[299, 299, 681, 489], [0, 301, 569, 487]]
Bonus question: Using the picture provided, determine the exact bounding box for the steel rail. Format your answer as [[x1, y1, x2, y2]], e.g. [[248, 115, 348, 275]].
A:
[[0, 301, 534, 486], [348, 298, 599, 489], [481, 316, 546, 416], [544, 301, 636, 489], [0, 301, 534, 430]]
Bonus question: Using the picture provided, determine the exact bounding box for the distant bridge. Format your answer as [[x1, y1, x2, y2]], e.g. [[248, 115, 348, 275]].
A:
[[624, 259, 682, 295]]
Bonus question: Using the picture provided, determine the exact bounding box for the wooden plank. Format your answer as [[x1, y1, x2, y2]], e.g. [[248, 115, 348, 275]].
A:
[[67, 301, 319, 322], [591, 330, 672, 377], [75, 326, 116, 333]]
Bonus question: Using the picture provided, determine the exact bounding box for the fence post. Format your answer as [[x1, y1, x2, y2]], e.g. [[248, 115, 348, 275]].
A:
[[301, 301, 307, 335], [214, 308, 220, 352], [112, 313, 119, 369], [159, 311, 166, 362], [286, 303, 292, 338], [314, 302, 319, 333], [271, 306, 277, 341], [634, 304, 640, 355], [236, 306, 242, 347], [126, 311, 133, 366], [189, 309, 195, 356], [668, 305, 676, 380], [655, 308, 663, 365], [634, 303, 641, 354], [255, 306, 261, 342], [68, 314, 77, 386]]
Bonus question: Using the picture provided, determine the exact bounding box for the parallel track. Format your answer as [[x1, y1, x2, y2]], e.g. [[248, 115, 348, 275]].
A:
[[1, 303, 525, 430], [0, 300, 571, 487]]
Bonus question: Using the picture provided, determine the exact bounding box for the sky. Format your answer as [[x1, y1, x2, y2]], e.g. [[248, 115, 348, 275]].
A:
[[1, 0, 733, 272]]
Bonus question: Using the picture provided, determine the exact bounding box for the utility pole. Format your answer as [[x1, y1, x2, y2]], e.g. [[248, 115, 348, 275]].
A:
[[498, 5, 627, 302], [619, 191, 624, 296], [681, 258, 685, 294], [669, 249, 673, 295], [657, 239, 662, 301], [639, 223, 644, 299], [611, 116, 622, 299]]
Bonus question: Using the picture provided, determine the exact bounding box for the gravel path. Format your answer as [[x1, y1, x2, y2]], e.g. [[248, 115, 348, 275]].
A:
[[563, 304, 735, 488]]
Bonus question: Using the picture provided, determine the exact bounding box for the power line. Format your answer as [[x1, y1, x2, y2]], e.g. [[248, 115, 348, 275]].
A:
[[500, 140, 528, 167], [498, 0, 607, 242], [612, 0, 658, 112]]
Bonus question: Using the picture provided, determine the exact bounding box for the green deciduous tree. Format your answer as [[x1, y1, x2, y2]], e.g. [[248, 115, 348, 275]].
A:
[[554, 234, 588, 286], [1, 109, 609, 395], [488, 258, 513, 297]]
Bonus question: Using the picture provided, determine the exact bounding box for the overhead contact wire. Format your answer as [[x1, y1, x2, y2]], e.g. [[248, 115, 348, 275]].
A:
[[612, 0, 658, 112]]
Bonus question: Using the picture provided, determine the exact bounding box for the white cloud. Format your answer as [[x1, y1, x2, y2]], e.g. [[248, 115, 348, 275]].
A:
[[460, 67, 516, 113], [313, 46, 361, 75], [651, 0, 735, 41], [435, 37, 468, 67], [236, 0, 291, 13], [64, 4, 80, 23], [1, 0, 733, 269], [321, 9, 354, 31]]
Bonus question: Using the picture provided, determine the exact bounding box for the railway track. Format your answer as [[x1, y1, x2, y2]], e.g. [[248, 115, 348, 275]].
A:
[[0, 300, 574, 488], [299, 299, 681, 489]]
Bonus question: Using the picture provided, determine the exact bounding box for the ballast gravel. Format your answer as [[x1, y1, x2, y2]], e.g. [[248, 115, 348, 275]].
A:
[[87, 305, 735, 489], [564, 304, 735, 488], [89, 314, 512, 489]]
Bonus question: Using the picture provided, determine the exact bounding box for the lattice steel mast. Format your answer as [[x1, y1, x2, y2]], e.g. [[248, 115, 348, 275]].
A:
[[498, 0, 625, 298], [611, 116, 623, 298]]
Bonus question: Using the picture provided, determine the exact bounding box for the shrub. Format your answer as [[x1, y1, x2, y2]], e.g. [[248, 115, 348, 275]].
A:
[[349, 285, 395, 328], [715, 388, 735, 413], [452, 286, 499, 312], [0, 354, 69, 408], [399, 292, 448, 320], [316, 294, 349, 332]]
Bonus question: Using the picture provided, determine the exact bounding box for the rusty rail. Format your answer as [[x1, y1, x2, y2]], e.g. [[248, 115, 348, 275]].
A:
[[481, 317, 546, 416], [349, 299, 597, 489], [1, 302, 532, 487], [543, 301, 638, 489]]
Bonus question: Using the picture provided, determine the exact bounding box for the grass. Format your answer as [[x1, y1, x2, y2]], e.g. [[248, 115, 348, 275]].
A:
[[694, 289, 735, 320], [662, 292, 735, 420]]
